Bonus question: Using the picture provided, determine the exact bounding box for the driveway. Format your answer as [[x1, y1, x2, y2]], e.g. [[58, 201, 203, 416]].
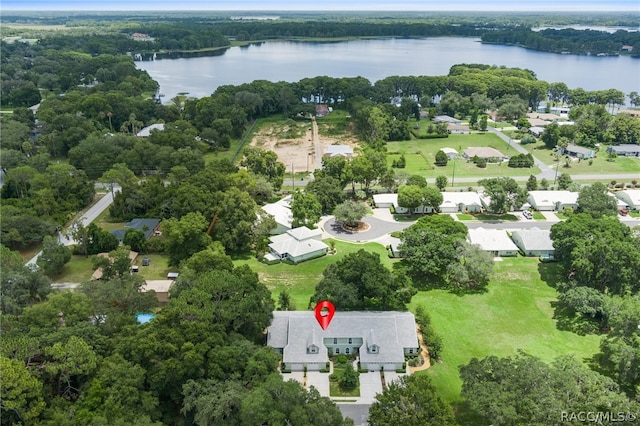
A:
[[383, 370, 406, 386], [357, 371, 384, 404], [306, 371, 330, 397], [323, 216, 410, 242]]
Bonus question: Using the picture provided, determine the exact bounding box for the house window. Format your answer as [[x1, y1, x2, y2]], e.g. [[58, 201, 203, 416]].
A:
[[348, 338, 352, 344], [346, 348, 350, 354], [409, 348, 413, 354], [335, 348, 340, 354], [333, 338, 337, 344]]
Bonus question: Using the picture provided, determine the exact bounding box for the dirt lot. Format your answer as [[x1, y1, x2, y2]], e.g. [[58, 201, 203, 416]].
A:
[[250, 118, 359, 173]]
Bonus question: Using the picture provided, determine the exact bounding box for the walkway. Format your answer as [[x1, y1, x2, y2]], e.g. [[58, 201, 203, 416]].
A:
[[312, 117, 322, 170]]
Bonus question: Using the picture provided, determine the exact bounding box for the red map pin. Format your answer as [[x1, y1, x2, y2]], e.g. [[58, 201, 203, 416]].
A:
[[314, 300, 335, 330]]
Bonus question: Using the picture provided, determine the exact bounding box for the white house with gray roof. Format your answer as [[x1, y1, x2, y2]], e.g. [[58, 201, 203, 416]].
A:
[[265, 226, 328, 264], [440, 191, 483, 213], [527, 191, 578, 211], [267, 311, 419, 372], [511, 228, 555, 258], [467, 228, 518, 257], [615, 189, 640, 210], [261, 195, 293, 234]]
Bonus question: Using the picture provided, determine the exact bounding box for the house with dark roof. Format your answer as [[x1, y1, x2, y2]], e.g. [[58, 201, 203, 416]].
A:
[[267, 311, 418, 371], [511, 228, 555, 258], [607, 144, 640, 158], [560, 144, 595, 159], [111, 218, 161, 241]]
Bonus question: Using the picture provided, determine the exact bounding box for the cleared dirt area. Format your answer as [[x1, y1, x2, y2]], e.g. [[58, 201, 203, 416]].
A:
[[250, 118, 359, 173]]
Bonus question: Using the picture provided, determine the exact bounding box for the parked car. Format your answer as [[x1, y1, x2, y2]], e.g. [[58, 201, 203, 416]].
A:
[[619, 209, 628, 216], [142, 257, 150, 266], [522, 210, 533, 219]]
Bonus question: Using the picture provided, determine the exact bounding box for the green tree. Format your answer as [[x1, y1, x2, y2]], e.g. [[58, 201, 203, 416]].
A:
[[123, 228, 148, 254], [479, 177, 527, 214], [526, 174, 538, 191], [541, 122, 560, 149], [333, 200, 369, 228], [162, 212, 212, 266], [182, 242, 234, 276], [400, 215, 468, 284], [0, 245, 51, 315], [435, 150, 448, 166], [369, 374, 455, 426], [577, 182, 618, 218], [291, 190, 322, 228], [435, 175, 448, 191], [44, 336, 98, 399], [307, 174, 345, 214], [277, 290, 296, 311], [36, 235, 71, 277], [423, 186, 444, 213], [478, 114, 488, 131], [310, 249, 415, 311], [339, 363, 359, 390], [460, 352, 640, 426], [557, 172, 573, 190], [397, 185, 424, 215], [241, 147, 286, 191], [0, 355, 46, 425], [446, 241, 494, 290]]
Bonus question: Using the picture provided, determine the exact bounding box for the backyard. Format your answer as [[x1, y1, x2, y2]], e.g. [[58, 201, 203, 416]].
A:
[[409, 258, 600, 413], [387, 133, 540, 178], [518, 140, 640, 175]]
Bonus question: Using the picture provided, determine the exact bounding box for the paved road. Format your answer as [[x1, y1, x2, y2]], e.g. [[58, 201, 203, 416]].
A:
[[26, 187, 120, 267], [337, 404, 370, 426], [489, 127, 554, 176], [323, 216, 410, 242], [312, 117, 322, 170]]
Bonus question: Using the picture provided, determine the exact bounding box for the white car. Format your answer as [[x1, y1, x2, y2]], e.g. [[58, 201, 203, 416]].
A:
[[522, 211, 533, 219]]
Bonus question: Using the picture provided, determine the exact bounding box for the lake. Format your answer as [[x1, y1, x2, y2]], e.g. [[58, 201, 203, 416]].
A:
[[135, 37, 640, 103]]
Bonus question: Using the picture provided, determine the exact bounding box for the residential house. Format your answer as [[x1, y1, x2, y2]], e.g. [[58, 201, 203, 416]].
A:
[[91, 250, 138, 280], [433, 115, 461, 124], [373, 193, 398, 209], [261, 195, 293, 234], [136, 123, 165, 137], [529, 126, 546, 137], [462, 147, 507, 162], [447, 123, 470, 134], [560, 144, 595, 159], [111, 218, 161, 241], [315, 105, 330, 117], [466, 228, 519, 257], [527, 191, 579, 211], [615, 190, 640, 210], [265, 226, 328, 264], [323, 145, 354, 158], [511, 228, 555, 258], [267, 311, 419, 371], [607, 144, 640, 157], [440, 192, 483, 213], [440, 147, 459, 159], [141, 280, 174, 304]]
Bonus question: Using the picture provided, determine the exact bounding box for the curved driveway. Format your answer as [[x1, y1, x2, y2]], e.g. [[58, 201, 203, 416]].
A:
[[323, 216, 410, 242]]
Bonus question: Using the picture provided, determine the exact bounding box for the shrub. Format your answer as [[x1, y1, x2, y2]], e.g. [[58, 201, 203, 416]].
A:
[[476, 158, 487, 168], [435, 150, 448, 166], [336, 355, 348, 365]]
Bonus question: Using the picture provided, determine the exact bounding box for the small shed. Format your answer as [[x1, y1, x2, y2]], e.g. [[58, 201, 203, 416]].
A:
[[142, 280, 174, 304]]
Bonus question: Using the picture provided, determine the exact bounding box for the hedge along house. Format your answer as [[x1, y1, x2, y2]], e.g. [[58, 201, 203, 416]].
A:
[[267, 311, 419, 372]]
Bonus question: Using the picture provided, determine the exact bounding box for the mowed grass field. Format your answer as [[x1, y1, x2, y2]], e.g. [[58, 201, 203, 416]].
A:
[[519, 140, 640, 174], [232, 239, 394, 309], [387, 132, 541, 179], [410, 257, 600, 408]]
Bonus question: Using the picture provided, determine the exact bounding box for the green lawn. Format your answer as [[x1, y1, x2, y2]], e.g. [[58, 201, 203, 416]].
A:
[[135, 254, 172, 280], [232, 239, 394, 309], [387, 133, 540, 179], [409, 258, 600, 409], [474, 213, 519, 221], [51, 255, 95, 283], [519, 141, 640, 174]]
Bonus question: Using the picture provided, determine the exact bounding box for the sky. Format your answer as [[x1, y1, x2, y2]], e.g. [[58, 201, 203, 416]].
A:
[[2, 0, 639, 12]]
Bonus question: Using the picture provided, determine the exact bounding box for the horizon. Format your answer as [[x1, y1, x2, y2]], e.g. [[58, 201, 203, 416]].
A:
[[3, 0, 639, 12]]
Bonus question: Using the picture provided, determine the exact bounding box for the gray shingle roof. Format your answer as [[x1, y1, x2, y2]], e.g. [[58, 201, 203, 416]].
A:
[[511, 228, 554, 251], [267, 311, 418, 366]]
